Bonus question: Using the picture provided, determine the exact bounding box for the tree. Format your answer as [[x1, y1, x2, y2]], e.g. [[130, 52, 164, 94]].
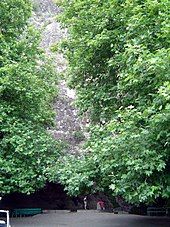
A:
[[0, 0, 61, 194], [55, 0, 170, 204]]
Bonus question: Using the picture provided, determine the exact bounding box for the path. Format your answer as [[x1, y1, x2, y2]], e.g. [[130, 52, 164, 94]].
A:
[[11, 210, 170, 227]]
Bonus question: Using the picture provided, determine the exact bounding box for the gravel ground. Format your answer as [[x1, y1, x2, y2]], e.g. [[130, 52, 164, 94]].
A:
[[11, 210, 170, 227]]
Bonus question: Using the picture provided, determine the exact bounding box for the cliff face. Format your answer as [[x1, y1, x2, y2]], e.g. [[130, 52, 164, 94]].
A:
[[31, 0, 86, 154]]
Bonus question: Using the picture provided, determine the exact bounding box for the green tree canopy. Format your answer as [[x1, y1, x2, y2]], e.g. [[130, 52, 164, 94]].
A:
[[54, 0, 170, 204], [0, 0, 61, 194], [0, 0, 32, 38]]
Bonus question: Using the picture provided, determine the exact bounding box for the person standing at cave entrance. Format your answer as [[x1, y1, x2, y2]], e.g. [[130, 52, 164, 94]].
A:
[[84, 196, 87, 210]]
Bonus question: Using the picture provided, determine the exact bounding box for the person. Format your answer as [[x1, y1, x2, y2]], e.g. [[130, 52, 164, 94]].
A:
[[97, 199, 105, 211], [83, 196, 87, 210], [100, 200, 105, 210]]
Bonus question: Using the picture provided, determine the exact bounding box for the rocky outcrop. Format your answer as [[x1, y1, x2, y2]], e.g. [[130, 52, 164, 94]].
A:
[[31, 0, 86, 154]]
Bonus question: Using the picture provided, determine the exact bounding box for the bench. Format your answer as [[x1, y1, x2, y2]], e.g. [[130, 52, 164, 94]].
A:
[[12, 208, 42, 217], [147, 207, 166, 216]]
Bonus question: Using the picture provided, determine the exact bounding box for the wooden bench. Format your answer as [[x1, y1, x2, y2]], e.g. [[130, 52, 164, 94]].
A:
[[147, 207, 166, 216], [12, 208, 42, 217]]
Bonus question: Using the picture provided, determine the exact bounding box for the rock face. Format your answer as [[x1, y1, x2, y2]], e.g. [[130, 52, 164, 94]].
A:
[[52, 80, 84, 154], [31, 0, 86, 154]]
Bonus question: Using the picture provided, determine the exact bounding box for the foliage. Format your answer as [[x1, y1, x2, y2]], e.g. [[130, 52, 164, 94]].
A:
[[0, 0, 32, 38], [55, 0, 170, 204], [49, 155, 95, 196], [0, 0, 61, 194]]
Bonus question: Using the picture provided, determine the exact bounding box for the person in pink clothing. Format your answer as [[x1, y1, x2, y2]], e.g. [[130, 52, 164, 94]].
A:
[[97, 200, 105, 211]]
